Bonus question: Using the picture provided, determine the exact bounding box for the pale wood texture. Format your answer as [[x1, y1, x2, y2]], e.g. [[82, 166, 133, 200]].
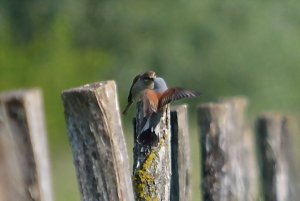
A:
[[132, 102, 171, 201], [170, 105, 191, 201], [0, 89, 53, 201], [243, 127, 261, 201], [197, 97, 259, 201], [61, 81, 134, 201], [256, 113, 298, 201], [219, 97, 260, 201], [197, 103, 229, 201]]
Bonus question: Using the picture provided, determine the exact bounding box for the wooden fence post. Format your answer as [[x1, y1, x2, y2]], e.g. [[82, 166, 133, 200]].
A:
[[219, 97, 260, 201], [197, 103, 228, 201], [242, 128, 261, 201], [61, 81, 134, 201], [170, 105, 192, 201], [256, 113, 298, 201], [0, 89, 53, 201], [197, 97, 258, 201], [132, 102, 171, 200]]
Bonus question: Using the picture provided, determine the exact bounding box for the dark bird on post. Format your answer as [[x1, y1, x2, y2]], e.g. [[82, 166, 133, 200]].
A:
[[142, 76, 200, 118], [139, 76, 200, 138], [122, 70, 156, 115], [142, 87, 200, 117]]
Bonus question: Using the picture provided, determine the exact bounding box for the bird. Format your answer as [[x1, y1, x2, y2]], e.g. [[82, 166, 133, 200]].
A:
[[122, 70, 156, 115], [139, 76, 200, 141], [154, 77, 168, 93], [142, 83, 200, 118]]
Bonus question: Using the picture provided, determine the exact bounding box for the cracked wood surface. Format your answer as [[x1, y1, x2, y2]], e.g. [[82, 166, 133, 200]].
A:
[[0, 89, 52, 201], [197, 98, 260, 201], [62, 81, 134, 201], [133, 102, 171, 201], [170, 105, 191, 201]]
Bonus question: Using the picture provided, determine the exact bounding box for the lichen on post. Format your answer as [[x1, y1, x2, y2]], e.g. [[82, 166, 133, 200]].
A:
[[133, 102, 171, 201]]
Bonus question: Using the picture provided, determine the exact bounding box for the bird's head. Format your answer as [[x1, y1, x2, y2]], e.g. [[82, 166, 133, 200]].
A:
[[154, 77, 168, 93], [141, 70, 156, 86]]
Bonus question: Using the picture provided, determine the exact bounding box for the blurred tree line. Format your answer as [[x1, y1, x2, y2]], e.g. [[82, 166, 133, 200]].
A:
[[1, 0, 300, 200], [1, 0, 300, 146]]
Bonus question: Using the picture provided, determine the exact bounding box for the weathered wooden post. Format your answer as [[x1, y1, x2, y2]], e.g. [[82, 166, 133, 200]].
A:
[[170, 105, 192, 201], [61, 81, 134, 201], [0, 89, 53, 201], [242, 128, 261, 201], [218, 97, 260, 201], [197, 103, 228, 201], [197, 97, 259, 201], [132, 102, 171, 200], [256, 113, 298, 201]]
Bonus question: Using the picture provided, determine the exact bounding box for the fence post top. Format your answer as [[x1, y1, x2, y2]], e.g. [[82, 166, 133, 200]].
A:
[[61, 80, 116, 95]]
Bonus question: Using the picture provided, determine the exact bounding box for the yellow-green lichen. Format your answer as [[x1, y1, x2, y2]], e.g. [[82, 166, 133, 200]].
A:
[[133, 130, 169, 201], [133, 151, 158, 200]]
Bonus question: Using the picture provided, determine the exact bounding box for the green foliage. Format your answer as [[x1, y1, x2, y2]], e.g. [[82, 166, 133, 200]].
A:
[[1, 0, 300, 200]]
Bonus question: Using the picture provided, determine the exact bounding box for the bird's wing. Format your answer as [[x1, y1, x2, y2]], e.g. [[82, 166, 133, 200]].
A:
[[127, 74, 141, 102], [142, 90, 159, 117], [158, 88, 200, 109]]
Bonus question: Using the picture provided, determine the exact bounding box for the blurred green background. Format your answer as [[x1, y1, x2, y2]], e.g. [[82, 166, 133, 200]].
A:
[[1, 0, 300, 200]]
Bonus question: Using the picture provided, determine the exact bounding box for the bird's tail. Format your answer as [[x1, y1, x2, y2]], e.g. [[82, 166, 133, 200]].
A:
[[122, 102, 132, 115]]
